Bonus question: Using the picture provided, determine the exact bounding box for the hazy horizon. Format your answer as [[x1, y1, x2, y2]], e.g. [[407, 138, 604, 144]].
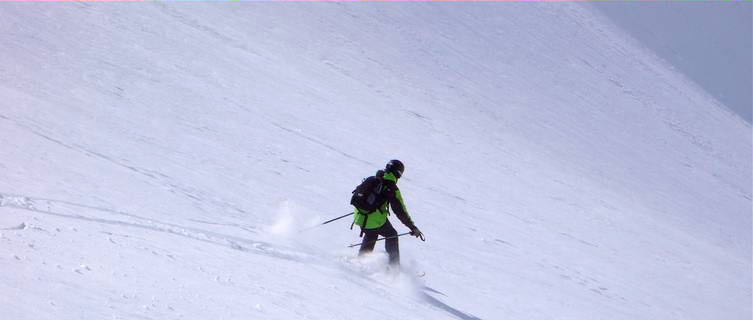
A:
[[592, 2, 752, 123]]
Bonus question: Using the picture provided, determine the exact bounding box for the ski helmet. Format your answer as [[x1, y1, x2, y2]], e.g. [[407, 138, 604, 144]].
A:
[[385, 159, 404, 178]]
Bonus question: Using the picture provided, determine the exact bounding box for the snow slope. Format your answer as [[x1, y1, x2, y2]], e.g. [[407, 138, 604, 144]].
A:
[[1, 3, 750, 320]]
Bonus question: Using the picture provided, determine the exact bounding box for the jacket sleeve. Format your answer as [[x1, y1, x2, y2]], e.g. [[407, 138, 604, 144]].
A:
[[388, 186, 416, 230]]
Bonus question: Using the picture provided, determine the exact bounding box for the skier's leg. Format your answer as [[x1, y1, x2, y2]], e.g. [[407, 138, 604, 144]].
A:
[[358, 229, 379, 256], [380, 221, 400, 266]]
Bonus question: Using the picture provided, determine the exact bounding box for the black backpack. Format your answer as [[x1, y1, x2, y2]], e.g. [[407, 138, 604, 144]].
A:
[[350, 175, 387, 213]]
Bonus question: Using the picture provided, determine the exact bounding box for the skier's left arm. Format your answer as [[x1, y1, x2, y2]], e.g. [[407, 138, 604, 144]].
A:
[[389, 188, 423, 239]]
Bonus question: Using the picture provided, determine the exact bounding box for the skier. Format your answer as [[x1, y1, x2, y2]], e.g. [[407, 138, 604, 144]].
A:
[[352, 160, 423, 267]]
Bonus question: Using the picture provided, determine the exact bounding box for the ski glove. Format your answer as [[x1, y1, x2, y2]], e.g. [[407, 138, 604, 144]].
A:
[[410, 226, 425, 241]]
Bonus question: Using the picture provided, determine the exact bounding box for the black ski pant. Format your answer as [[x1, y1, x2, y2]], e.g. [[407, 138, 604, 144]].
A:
[[358, 219, 399, 266]]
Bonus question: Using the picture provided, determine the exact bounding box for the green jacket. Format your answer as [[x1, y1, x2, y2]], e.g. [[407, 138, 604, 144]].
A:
[[353, 170, 416, 230]]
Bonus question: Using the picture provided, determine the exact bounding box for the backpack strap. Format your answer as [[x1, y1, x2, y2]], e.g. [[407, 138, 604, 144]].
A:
[[355, 209, 369, 238], [360, 213, 368, 238]]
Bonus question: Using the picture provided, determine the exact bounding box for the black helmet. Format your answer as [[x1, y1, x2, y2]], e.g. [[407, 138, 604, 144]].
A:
[[385, 159, 404, 178]]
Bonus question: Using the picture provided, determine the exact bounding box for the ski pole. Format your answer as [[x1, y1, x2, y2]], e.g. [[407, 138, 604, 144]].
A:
[[320, 212, 354, 225], [347, 232, 412, 248], [300, 212, 354, 232]]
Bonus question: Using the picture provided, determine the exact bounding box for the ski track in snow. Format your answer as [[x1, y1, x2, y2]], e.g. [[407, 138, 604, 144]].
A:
[[0, 193, 309, 263], [0, 192, 476, 320]]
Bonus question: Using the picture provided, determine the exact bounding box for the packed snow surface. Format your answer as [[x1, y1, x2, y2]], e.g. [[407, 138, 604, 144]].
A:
[[1, 3, 750, 320]]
